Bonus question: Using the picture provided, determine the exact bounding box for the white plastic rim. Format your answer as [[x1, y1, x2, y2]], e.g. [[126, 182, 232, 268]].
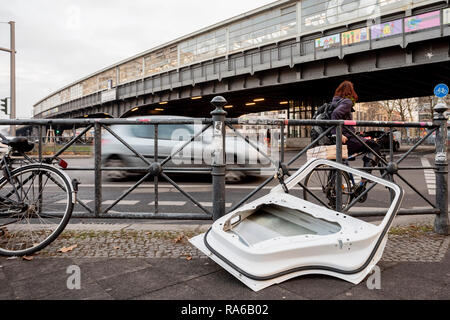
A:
[[190, 159, 404, 291]]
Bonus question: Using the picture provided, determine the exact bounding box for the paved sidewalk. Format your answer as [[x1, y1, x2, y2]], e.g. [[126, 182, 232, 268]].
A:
[[0, 220, 449, 300]]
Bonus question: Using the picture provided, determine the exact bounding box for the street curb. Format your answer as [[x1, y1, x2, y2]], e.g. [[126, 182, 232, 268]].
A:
[[64, 223, 212, 233], [64, 213, 445, 233]]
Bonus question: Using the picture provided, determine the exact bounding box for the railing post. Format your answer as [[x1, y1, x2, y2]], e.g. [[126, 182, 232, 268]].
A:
[[38, 125, 43, 214], [211, 96, 227, 221], [388, 127, 395, 202], [280, 122, 285, 163], [335, 124, 343, 212], [94, 121, 102, 217], [433, 101, 449, 235], [38, 125, 43, 162]]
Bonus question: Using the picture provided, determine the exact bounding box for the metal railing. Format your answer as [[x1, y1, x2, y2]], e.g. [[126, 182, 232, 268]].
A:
[[1, 97, 449, 234]]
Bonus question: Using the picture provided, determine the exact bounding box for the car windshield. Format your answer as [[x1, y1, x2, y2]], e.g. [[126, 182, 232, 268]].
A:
[[130, 124, 196, 141], [126, 123, 236, 141]]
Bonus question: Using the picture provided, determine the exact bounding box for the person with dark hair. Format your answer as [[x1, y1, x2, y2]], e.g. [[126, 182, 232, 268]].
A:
[[331, 81, 381, 193]]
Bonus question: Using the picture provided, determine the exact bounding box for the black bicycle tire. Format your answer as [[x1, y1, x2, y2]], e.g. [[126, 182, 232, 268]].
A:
[[0, 164, 74, 257], [303, 164, 352, 210]]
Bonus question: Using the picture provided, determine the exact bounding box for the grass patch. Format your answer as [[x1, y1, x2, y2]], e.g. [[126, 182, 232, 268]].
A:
[[389, 225, 434, 237], [28, 144, 93, 156]]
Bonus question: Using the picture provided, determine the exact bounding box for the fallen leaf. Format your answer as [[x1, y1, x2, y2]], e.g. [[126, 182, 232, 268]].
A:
[[58, 244, 78, 253], [174, 235, 184, 243], [22, 256, 34, 261]]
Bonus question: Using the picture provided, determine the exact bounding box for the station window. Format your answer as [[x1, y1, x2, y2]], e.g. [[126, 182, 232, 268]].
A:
[[98, 69, 117, 90], [144, 46, 178, 76], [119, 58, 143, 84], [70, 84, 83, 100], [82, 77, 98, 95], [180, 28, 226, 65], [229, 7, 297, 52]]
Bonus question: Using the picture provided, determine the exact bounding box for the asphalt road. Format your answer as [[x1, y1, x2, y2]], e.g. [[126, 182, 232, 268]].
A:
[[57, 146, 441, 217]]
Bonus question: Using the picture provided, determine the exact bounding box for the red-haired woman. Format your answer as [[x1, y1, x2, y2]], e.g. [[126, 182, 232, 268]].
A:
[[331, 81, 380, 193], [331, 81, 359, 154]]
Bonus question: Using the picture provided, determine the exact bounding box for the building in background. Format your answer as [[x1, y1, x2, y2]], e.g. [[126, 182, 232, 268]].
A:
[[33, 0, 448, 119]]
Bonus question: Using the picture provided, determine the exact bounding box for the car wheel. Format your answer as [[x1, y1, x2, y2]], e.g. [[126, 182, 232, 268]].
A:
[[104, 158, 129, 181], [225, 171, 245, 184]]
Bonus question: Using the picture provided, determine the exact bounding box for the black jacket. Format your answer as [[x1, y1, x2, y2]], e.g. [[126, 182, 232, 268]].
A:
[[331, 96, 355, 137]]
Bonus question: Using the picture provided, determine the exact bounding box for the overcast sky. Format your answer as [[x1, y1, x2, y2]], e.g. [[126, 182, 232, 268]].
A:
[[0, 0, 276, 119]]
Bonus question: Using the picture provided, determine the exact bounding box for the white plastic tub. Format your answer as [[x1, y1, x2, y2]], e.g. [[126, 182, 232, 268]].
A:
[[190, 159, 404, 292]]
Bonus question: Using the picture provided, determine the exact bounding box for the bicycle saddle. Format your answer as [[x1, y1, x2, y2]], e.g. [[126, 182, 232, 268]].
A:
[[2, 137, 35, 153]]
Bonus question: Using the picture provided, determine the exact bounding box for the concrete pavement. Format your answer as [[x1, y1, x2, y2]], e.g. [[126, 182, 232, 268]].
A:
[[0, 216, 449, 301]]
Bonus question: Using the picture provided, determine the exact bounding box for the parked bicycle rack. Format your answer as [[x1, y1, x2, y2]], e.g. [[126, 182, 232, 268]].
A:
[[0, 97, 448, 234]]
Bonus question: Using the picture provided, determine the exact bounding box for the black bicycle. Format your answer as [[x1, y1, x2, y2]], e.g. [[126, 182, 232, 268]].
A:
[[0, 133, 76, 257], [303, 133, 388, 210]]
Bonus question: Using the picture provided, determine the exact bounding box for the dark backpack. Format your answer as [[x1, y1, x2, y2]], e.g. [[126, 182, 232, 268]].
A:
[[310, 99, 343, 146]]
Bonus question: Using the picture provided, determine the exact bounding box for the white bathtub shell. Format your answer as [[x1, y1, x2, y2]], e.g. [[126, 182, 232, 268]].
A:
[[190, 159, 404, 292]]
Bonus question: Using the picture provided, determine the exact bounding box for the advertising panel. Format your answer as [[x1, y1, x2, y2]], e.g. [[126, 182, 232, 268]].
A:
[[404, 10, 441, 32], [370, 19, 403, 39], [443, 8, 450, 25], [341, 27, 368, 45], [101, 89, 117, 103], [301, 0, 441, 33], [315, 34, 340, 49]]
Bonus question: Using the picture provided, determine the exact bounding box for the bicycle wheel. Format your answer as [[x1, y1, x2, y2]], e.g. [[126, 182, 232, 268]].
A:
[[302, 164, 352, 210], [0, 164, 73, 256]]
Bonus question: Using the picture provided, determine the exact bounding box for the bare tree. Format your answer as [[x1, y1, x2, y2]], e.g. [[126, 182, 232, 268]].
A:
[[378, 100, 396, 121], [396, 98, 418, 122], [396, 98, 419, 138], [419, 96, 450, 120], [366, 102, 379, 120], [404, 98, 418, 122]]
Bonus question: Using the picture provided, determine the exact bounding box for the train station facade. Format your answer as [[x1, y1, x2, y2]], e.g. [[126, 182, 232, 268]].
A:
[[32, 0, 450, 143]]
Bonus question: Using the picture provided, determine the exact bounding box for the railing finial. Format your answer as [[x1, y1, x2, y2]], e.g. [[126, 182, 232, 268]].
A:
[[434, 101, 448, 120], [211, 96, 227, 115]]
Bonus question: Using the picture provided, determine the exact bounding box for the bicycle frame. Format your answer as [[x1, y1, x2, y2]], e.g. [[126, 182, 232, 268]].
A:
[[0, 137, 70, 216], [0, 153, 26, 208], [343, 134, 389, 188]]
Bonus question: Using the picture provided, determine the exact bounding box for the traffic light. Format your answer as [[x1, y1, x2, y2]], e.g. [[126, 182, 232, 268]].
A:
[[0, 98, 7, 115]]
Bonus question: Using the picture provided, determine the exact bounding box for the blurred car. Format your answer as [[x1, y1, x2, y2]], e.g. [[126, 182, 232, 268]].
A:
[[101, 116, 266, 183], [362, 130, 400, 151]]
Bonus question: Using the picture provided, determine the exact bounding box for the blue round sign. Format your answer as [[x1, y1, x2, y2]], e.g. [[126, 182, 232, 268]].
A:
[[434, 84, 449, 98]]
